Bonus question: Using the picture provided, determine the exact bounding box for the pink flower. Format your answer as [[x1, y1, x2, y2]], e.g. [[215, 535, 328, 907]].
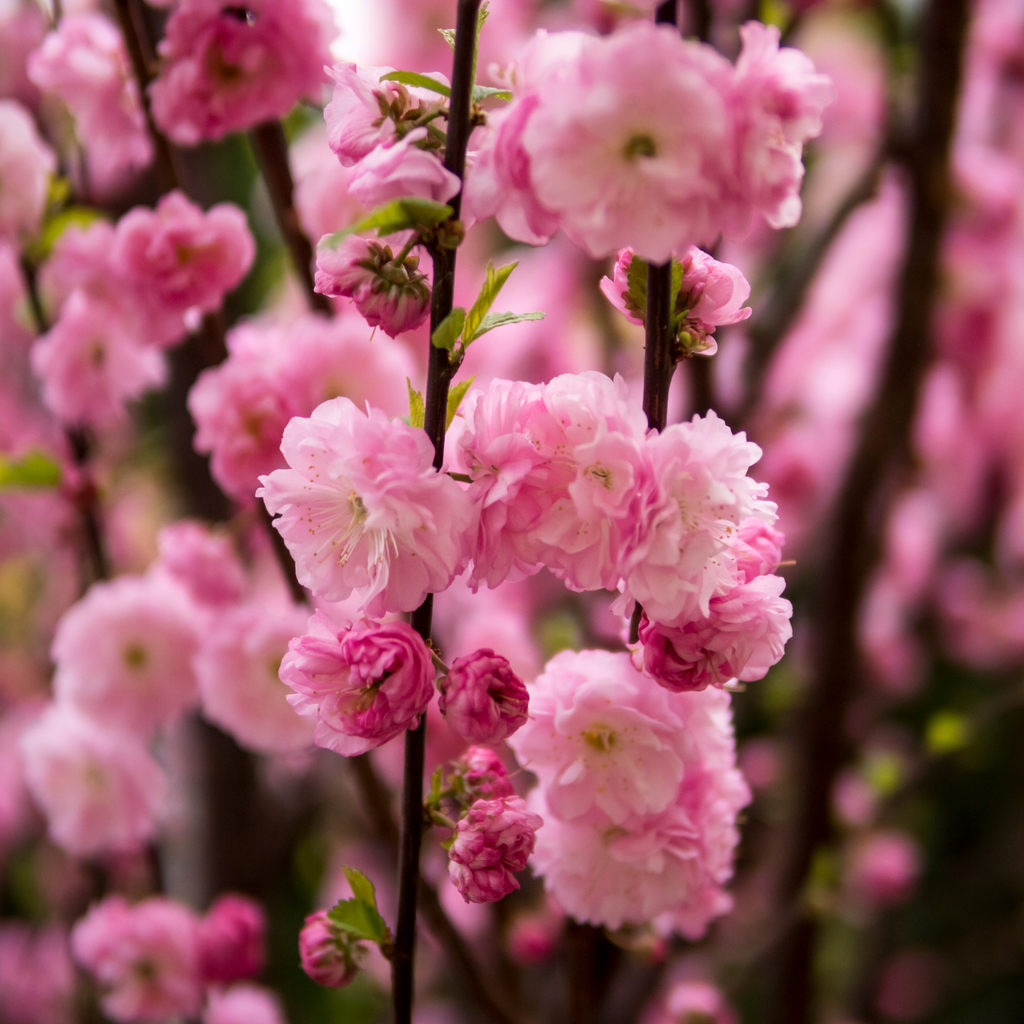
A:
[[847, 830, 921, 908], [112, 191, 254, 341], [195, 600, 315, 754], [454, 745, 514, 801], [324, 62, 415, 166], [733, 517, 785, 582], [150, 0, 335, 145], [30, 290, 166, 428], [196, 895, 266, 984], [639, 574, 793, 692], [155, 521, 247, 607], [27, 14, 152, 188], [51, 573, 201, 736], [730, 21, 835, 230], [447, 796, 542, 904], [644, 981, 738, 1024], [0, 924, 76, 1024], [315, 235, 430, 338], [290, 124, 364, 241], [298, 910, 363, 988], [439, 649, 529, 744], [71, 896, 202, 1023], [0, 99, 55, 242], [279, 611, 435, 756], [20, 704, 166, 857], [259, 397, 474, 613], [203, 984, 287, 1024], [347, 129, 461, 209]]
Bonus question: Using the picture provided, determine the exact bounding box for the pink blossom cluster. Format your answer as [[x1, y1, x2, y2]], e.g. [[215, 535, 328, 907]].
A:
[[31, 192, 254, 428], [72, 893, 272, 1023], [190, 309, 413, 502], [509, 649, 750, 934], [465, 21, 834, 261]]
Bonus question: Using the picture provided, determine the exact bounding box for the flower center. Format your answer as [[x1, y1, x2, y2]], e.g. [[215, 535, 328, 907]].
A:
[[585, 464, 614, 489], [583, 725, 617, 752], [123, 643, 148, 670], [624, 134, 658, 160]]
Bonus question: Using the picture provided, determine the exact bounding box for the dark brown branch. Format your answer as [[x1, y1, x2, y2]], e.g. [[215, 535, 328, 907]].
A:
[[763, 0, 970, 1020], [249, 121, 333, 316]]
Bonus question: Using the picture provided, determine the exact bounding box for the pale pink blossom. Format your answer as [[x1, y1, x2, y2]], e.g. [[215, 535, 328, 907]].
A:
[[324, 63, 405, 166], [27, 14, 152, 187], [0, 1, 47, 107], [52, 573, 201, 736], [71, 896, 202, 1023], [150, 0, 335, 144], [279, 611, 435, 756], [112, 191, 254, 343], [30, 290, 166, 428], [848, 830, 921, 908], [37, 218, 121, 313], [447, 795, 542, 904], [439, 649, 529, 744], [733, 517, 785, 582], [299, 910, 363, 988], [0, 924, 76, 1024], [156, 521, 247, 607], [832, 769, 877, 828], [455, 745, 514, 801], [315, 235, 430, 338], [290, 123, 364, 242], [196, 895, 266, 984], [347, 128, 461, 209], [0, 99, 55, 242], [644, 981, 738, 1024], [195, 600, 315, 754], [730, 21, 835, 230], [0, 702, 42, 854], [259, 397, 474, 613], [20, 704, 166, 857], [203, 984, 287, 1024]]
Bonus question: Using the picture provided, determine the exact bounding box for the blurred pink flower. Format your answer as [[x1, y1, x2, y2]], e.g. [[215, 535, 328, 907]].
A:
[[848, 830, 922, 908], [644, 981, 738, 1024], [0, 924, 76, 1024], [290, 123, 364, 242], [155, 521, 247, 608], [197, 895, 266, 984], [203, 984, 287, 1024], [0, 99, 55, 242], [438, 649, 529, 744]]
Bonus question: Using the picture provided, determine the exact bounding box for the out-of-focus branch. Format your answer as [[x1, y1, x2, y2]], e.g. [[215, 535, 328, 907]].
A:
[[249, 121, 333, 315], [763, 0, 971, 1020]]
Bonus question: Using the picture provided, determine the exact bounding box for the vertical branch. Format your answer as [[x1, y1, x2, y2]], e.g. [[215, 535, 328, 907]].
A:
[[764, 0, 970, 1021], [392, 4, 480, 1023], [249, 121, 333, 315]]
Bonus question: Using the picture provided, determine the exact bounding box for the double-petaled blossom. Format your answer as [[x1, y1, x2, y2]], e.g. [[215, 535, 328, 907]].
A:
[[155, 521, 247, 608], [0, 99, 55, 243], [438, 649, 529, 744], [20, 705, 166, 857], [196, 895, 266, 984], [259, 396, 474, 613], [454, 745, 515, 801], [347, 128, 461, 208], [71, 897, 202, 1023], [298, 910, 364, 988], [203, 984, 287, 1024], [279, 611, 435, 756], [27, 14, 151, 188], [315, 235, 431, 337], [150, 0, 335, 144], [447, 795, 542, 903]]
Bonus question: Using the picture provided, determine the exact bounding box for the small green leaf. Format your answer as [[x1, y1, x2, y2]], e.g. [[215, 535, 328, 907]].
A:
[[926, 711, 971, 754], [472, 85, 512, 102], [342, 867, 379, 910], [321, 197, 453, 248], [439, 27, 456, 50], [0, 451, 62, 490], [407, 378, 425, 430], [623, 251, 648, 323], [327, 899, 389, 945], [472, 310, 545, 340], [446, 376, 476, 429], [379, 71, 451, 98], [463, 261, 517, 344], [431, 307, 465, 351]]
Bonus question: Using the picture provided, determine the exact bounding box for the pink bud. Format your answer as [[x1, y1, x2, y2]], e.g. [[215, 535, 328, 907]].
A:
[[196, 894, 266, 984], [438, 649, 529, 744], [298, 910, 363, 989], [455, 745, 514, 801], [447, 796, 542, 904]]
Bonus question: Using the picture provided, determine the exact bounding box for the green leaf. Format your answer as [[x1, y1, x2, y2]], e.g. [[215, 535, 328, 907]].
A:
[[431, 307, 465, 351], [446, 376, 476, 429], [439, 27, 456, 50], [472, 84, 512, 102], [327, 899, 390, 945], [342, 867, 379, 909], [407, 378, 425, 430], [0, 451, 62, 490], [463, 261, 517, 344], [379, 70, 451, 98], [623, 251, 648, 324], [472, 310, 545, 340], [321, 197, 453, 248]]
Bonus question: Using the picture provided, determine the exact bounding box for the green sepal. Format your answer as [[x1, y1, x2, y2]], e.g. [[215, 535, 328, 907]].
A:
[[441, 834, 455, 851], [407, 378, 425, 430], [321, 197, 454, 248], [438, 27, 456, 50], [379, 70, 451, 98], [0, 451, 62, 490], [623, 251, 649, 324], [446, 376, 476, 429], [431, 307, 465, 351]]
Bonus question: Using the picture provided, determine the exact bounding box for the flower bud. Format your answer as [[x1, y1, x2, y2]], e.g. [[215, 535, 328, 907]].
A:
[[438, 649, 529, 744], [455, 745, 514, 801], [298, 911, 365, 989], [196, 894, 266, 984]]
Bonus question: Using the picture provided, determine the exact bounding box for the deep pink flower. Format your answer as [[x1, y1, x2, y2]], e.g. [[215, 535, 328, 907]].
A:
[[439, 649, 529, 744], [279, 611, 435, 756], [150, 0, 335, 145], [71, 896, 202, 1023], [203, 984, 287, 1024], [27, 14, 151, 188], [196, 895, 266, 984], [259, 397, 474, 613], [0, 924, 76, 1024], [347, 129, 461, 209], [155, 521, 247, 607], [447, 795, 542, 904], [455, 745, 514, 801], [298, 910, 363, 988], [20, 704, 166, 857], [315, 235, 430, 338], [0, 99, 55, 243]]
